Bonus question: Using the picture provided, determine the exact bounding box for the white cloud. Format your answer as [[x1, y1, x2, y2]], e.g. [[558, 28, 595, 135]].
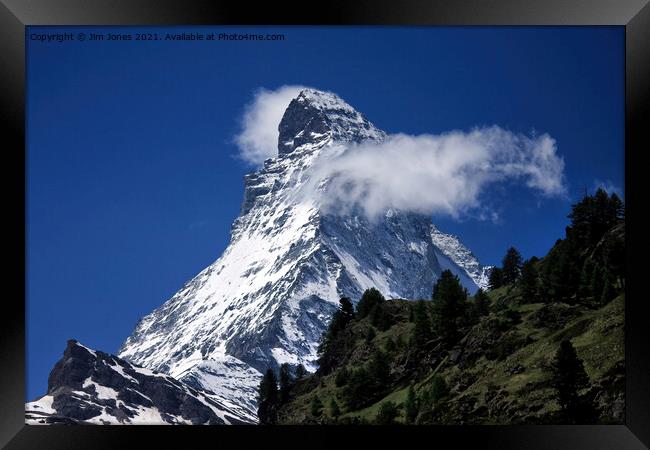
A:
[[235, 85, 307, 165], [234, 87, 567, 220], [298, 126, 567, 220]]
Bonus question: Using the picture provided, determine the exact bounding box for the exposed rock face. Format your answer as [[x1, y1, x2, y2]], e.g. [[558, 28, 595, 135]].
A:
[[26, 340, 254, 425], [430, 225, 493, 290], [278, 89, 385, 155], [118, 88, 489, 416]]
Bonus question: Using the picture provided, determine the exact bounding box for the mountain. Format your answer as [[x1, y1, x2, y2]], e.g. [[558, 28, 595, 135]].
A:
[[117, 88, 489, 419], [26, 340, 255, 425]]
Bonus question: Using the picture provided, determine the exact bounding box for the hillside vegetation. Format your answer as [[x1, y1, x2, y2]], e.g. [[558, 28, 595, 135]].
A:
[[261, 189, 625, 425]]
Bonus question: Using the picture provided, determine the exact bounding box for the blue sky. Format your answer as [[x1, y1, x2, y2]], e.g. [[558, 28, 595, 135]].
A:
[[26, 26, 624, 400]]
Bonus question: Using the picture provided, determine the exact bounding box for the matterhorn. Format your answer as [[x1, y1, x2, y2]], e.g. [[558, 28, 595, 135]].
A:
[[117, 89, 491, 422]]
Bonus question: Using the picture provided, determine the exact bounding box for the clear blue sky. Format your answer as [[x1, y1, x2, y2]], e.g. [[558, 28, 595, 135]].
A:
[[26, 26, 624, 400]]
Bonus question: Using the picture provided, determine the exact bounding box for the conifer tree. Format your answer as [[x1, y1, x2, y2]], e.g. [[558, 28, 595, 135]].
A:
[[340, 367, 371, 410], [431, 270, 467, 345], [551, 340, 591, 423], [257, 368, 279, 424], [418, 375, 449, 415], [502, 247, 523, 284], [577, 259, 595, 303], [472, 288, 490, 318], [412, 300, 433, 348], [590, 264, 605, 301], [279, 362, 293, 403], [366, 326, 376, 343], [295, 364, 307, 379], [375, 401, 398, 425], [519, 257, 539, 302], [335, 366, 350, 387], [405, 384, 418, 425], [539, 238, 581, 302], [599, 269, 615, 305], [568, 188, 624, 248], [384, 337, 397, 354], [310, 395, 323, 418], [317, 297, 357, 374], [356, 288, 385, 319], [329, 398, 341, 421], [429, 375, 449, 402], [339, 297, 355, 322], [488, 267, 504, 290], [368, 348, 390, 387]]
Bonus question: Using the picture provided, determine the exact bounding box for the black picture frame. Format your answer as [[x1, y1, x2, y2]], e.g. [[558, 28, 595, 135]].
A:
[[2, 1, 648, 448]]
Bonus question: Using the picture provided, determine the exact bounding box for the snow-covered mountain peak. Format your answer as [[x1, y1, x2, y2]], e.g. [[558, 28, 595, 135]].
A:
[[296, 88, 354, 111], [119, 89, 490, 420], [278, 88, 385, 155]]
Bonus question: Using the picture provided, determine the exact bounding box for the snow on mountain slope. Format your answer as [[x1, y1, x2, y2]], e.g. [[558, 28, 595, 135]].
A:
[[430, 225, 493, 290], [26, 340, 253, 425], [118, 88, 489, 417], [177, 357, 261, 423]]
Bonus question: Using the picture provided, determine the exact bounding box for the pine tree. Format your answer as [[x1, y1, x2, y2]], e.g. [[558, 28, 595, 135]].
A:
[[329, 398, 341, 421], [411, 300, 433, 348], [335, 367, 350, 387], [339, 297, 354, 324], [340, 367, 371, 410], [418, 375, 449, 415], [601, 227, 625, 290], [368, 348, 390, 387], [568, 188, 624, 248], [310, 395, 323, 418], [539, 238, 581, 302], [502, 247, 523, 284], [295, 364, 307, 379], [600, 269, 615, 305], [590, 264, 605, 301], [472, 288, 490, 318], [317, 297, 357, 374], [279, 363, 293, 403], [375, 401, 398, 425], [488, 267, 504, 290], [384, 337, 397, 354], [404, 384, 418, 424], [365, 326, 376, 343], [577, 259, 595, 303], [257, 368, 279, 424], [326, 298, 355, 338], [356, 288, 385, 319], [372, 305, 393, 331], [429, 375, 449, 402], [551, 340, 591, 423], [431, 270, 467, 345], [519, 257, 539, 302]]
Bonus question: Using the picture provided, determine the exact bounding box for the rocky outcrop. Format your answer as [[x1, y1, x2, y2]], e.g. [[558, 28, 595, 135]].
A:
[[26, 340, 253, 425]]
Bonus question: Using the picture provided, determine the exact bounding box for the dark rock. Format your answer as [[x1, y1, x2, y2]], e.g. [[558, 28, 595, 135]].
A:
[[507, 364, 525, 375], [27, 340, 252, 425]]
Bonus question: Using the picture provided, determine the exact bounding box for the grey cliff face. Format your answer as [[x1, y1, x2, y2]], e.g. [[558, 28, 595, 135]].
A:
[[26, 340, 252, 424], [278, 88, 384, 155]]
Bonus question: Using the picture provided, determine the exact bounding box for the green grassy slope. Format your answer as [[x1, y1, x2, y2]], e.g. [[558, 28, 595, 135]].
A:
[[277, 292, 624, 425]]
